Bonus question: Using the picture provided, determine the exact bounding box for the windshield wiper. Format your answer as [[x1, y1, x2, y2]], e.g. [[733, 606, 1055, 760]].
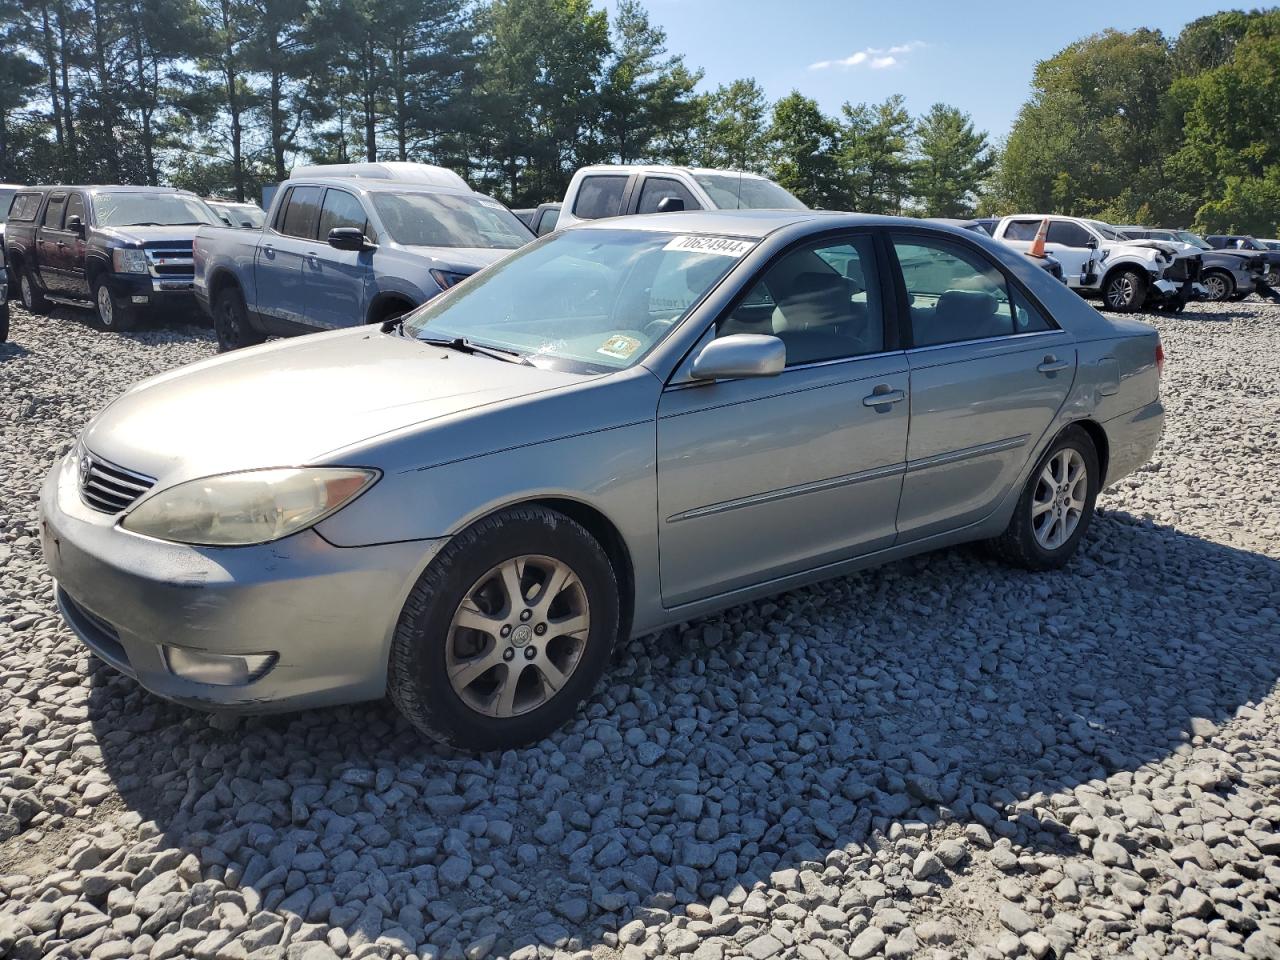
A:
[[410, 333, 531, 365]]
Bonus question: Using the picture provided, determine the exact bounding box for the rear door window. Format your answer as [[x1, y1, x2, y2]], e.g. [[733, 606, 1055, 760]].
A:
[[572, 176, 627, 220], [278, 186, 322, 239], [8, 193, 42, 221]]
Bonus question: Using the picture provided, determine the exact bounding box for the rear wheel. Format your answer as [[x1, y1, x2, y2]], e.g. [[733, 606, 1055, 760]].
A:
[[989, 426, 1100, 571], [94, 279, 137, 331], [1103, 268, 1147, 312], [213, 286, 265, 352], [1201, 270, 1233, 302], [20, 267, 48, 314], [388, 506, 619, 751], [0, 301, 9, 342]]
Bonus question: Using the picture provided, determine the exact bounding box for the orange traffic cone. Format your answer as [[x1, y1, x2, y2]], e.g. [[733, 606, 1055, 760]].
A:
[[1028, 217, 1049, 258]]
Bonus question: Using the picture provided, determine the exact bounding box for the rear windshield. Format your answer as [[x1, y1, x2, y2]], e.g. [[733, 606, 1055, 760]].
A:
[[212, 203, 265, 228], [693, 173, 806, 211], [370, 192, 532, 249], [93, 192, 220, 227]]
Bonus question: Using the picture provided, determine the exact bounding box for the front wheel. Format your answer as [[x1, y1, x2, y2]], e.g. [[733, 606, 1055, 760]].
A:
[[1103, 268, 1147, 312], [1201, 270, 1233, 302], [94, 279, 137, 331], [0, 301, 9, 342], [989, 426, 1100, 571], [213, 287, 265, 352], [388, 506, 619, 751]]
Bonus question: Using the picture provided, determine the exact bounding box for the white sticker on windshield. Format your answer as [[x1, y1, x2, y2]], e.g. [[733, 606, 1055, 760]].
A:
[[663, 235, 755, 257]]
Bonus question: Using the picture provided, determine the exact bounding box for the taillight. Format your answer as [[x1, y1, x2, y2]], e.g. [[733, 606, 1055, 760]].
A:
[[1155, 338, 1165, 378]]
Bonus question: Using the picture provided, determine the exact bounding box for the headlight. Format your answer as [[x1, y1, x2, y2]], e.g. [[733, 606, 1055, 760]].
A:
[[112, 248, 149, 274], [430, 269, 470, 290], [121, 467, 378, 546]]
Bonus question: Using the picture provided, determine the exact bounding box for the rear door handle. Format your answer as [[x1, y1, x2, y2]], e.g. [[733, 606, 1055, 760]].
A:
[[1037, 355, 1070, 374], [863, 387, 906, 408]]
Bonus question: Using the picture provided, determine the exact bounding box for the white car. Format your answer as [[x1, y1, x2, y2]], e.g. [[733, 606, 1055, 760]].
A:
[[556, 165, 806, 231], [992, 215, 1205, 311]]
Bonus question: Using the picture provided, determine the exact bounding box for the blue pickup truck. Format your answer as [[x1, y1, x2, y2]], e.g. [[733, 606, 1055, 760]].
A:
[[193, 163, 534, 351]]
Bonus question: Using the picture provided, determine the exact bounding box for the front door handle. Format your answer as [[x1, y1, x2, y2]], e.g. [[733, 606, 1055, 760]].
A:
[[1037, 355, 1070, 374], [262, 244, 275, 258], [862, 387, 906, 408]]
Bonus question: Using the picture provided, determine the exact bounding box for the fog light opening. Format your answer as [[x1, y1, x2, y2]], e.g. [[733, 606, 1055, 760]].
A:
[[131, 295, 150, 304], [164, 647, 277, 686]]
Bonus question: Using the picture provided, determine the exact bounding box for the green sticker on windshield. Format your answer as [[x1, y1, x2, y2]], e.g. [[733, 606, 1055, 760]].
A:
[[597, 335, 642, 360]]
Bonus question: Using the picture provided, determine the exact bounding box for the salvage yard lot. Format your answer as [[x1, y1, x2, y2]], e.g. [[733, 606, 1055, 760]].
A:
[[1, 301, 1279, 960]]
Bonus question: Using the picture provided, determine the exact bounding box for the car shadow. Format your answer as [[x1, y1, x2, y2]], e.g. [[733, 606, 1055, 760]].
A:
[[85, 509, 1280, 957], [0, 341, 31, 361]]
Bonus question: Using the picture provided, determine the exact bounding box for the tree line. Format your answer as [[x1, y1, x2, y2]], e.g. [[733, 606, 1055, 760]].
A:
[[0, 0, 1275, 233]]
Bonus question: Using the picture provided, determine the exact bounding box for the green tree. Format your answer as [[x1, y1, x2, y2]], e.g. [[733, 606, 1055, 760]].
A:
[[597, 0, 701, 164], [699, 78, 770, 172], [0, 0, 43, 177], [911, 103, 994, 217], [840, 94, 913, 214], [475, 0, 609, 203], [767, 91, 844, 208]]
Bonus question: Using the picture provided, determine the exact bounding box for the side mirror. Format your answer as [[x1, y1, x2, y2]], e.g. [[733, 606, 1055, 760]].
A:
[[328, 226, 375, 252], [66, 214, 84, 236], [655, 196, 685, 214], [1085, 238, 1098, 250], [691, 334, 785, 381]]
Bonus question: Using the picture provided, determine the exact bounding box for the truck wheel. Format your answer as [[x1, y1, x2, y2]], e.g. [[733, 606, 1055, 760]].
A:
[[388, 505, 619, 751], [1201, 270, 1233, 302], [20, 268, 48, 314], [0, 301, 9, 342], [94, 279, 137, 332], [1103, 268, 1147, 312], [213, 287, 265, 352]]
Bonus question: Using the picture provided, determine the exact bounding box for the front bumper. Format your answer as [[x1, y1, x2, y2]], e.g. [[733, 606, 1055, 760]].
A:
[[39, 454, 442, 712], [105, 272, 198, 307]]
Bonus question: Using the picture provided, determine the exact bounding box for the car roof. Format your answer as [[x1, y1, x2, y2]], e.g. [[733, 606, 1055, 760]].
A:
[[21, 185, 192, 194], [574, 165, 778, 180], [284, 176, 477, 198], [575, 209, 963, 240]]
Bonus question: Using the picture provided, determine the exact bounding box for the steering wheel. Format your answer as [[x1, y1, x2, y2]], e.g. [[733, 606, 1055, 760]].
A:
[[642, 317, 678, 339]]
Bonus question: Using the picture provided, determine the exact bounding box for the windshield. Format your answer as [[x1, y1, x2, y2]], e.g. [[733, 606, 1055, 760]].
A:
[[1173, 231, 1212, 249], [1085, 219, 1125, 241], [371, 192, 532, 249], [402, 229, 752, 374], [93, 192, 220, 227], [694, 173, 807, 211]]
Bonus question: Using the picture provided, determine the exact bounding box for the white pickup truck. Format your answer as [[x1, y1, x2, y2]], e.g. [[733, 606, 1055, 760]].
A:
[[991, 214, 1204, 311], [555, 165, 806, 231]]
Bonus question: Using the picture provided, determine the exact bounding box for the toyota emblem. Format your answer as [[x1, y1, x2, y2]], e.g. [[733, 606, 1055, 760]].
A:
[[79, 453, 92, 487]]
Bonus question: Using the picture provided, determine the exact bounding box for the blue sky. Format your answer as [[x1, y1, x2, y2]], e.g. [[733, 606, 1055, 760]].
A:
[[601, 0, 1251, 141]]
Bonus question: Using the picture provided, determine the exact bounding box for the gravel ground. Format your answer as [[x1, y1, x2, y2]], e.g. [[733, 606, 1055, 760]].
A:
[[1, 299, 1279, 960]]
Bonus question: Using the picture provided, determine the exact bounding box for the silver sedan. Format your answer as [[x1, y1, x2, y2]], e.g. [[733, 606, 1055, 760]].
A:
[[40, 211, 1166, 749]]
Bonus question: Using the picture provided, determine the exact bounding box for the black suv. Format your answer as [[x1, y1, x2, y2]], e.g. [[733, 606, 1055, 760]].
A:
[[5, 185, 220, 330]]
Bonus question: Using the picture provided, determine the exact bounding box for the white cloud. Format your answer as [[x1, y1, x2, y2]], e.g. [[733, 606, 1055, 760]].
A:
[[809, 41, 925, 71]]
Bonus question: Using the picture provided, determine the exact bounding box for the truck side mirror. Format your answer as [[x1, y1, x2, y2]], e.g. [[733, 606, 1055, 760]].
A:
[[655, 196, 685, 214], [1085, 238, 1098, 250], [328, 227, 376, 252], [65, 214, 84, 237]]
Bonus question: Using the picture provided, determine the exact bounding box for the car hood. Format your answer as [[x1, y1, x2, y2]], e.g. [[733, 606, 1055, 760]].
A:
[[1115, 239, 1199, 260], [98, 224, 204, 246], [397, 246, 514, 272], [81, 327, 585, 484]]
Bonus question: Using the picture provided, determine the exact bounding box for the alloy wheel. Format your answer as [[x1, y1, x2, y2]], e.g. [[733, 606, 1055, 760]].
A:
[[445, 554, 590, 718], [1106, 275, 1135, 309], [1031, 448, 1088, 550], [97, 286, 114, 327], [1203, 274, 1229, 301]]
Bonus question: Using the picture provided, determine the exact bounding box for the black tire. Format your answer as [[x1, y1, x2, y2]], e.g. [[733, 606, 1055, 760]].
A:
[[1201, 270, 1234, 302], [1102, 268, 1147, 312], [0, 301, 8, 342], [19, 267, 48, 314], [93, 278, 138, 331], [388, 505, 619, 751], [213, 286, 265, 352], [989, 426, 1100, 571]]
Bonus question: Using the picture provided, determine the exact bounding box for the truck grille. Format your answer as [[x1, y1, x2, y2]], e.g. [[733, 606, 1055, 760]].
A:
[[145, 247, 194, 278], [79, 452, 156, 514], [1164, 255, 1201, 283]]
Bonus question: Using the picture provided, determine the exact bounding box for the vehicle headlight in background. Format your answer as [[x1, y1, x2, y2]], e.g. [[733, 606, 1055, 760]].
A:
[[121, 467, 378, 546], [112, 248, 149, 274], [429, 269, 470, 290]]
